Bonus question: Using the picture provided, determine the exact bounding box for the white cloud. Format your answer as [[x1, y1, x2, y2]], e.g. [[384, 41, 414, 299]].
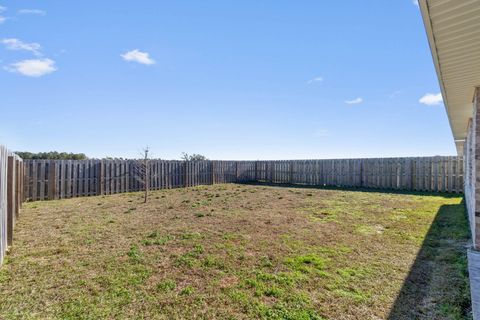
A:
[[0, 16, 6, 24], [345, 97, 363, 104], [4, 58, 56, 77], [18, 9, 46, 15], [1, 38, 42, 55], [412, 0, 419, 6], [307, 76, 323, 84], [0, 6, 6, 12], [121, 49, 155, 65], [419, 93, 443, 106]]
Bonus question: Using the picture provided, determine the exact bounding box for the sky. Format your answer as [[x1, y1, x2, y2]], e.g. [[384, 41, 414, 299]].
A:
[[0, 0, 455, 160]]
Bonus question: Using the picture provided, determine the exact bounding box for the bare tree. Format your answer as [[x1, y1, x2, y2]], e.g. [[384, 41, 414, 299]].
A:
[[131, 147, 150, 203]]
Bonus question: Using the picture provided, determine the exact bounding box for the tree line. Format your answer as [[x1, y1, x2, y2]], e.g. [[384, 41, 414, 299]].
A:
[[15, 151, 208, 161], [15, 151, 88, 160]]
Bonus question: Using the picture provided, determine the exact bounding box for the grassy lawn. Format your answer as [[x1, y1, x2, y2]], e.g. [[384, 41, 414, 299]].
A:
[[0, 184, 471, 319]]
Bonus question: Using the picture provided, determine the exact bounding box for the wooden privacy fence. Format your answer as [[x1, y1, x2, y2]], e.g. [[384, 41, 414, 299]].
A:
[[256, 156, 463, 193], [23, 160, 252, 201], [24, 156, 463, 201], [0, 145, 24, 266]]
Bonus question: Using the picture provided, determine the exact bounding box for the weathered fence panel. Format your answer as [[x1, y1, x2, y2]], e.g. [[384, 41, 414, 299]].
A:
[[0, 146, 7, 265], [257, 156, 464, 192], [23, 156, 464, 202], [0, 146, 24, 266]]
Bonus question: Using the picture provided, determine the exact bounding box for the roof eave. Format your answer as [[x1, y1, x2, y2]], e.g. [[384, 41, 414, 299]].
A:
[[419, 0, 462, 154]]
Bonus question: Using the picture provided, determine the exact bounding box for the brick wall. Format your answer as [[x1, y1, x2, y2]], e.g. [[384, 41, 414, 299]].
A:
[[464, 88, 480, 249]]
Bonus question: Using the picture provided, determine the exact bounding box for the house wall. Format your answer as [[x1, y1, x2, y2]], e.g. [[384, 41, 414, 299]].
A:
[[465, 116, 476, 248], [465, 89, 480, 320], [464, 89, 480, 250]]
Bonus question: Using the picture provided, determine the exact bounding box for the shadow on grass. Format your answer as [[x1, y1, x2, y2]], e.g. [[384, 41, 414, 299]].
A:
[[240, 180, 462, 198], [387, 201, 471, 319], [239, 181, 470, 318]]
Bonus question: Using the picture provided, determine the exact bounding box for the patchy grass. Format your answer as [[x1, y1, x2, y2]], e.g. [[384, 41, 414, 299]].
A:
[[0, 184, 471, 319]]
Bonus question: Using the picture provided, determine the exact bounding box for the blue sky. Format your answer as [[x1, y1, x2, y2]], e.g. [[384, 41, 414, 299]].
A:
[[0, 0, 454, 160]]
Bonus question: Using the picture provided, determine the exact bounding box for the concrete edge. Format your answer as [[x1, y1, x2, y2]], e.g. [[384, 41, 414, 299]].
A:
[[468, 248, 480, 319]]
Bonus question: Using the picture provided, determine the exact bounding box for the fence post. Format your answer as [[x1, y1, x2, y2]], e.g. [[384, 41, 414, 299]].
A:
[[409, 159, 414, 191], [211, 161, 215, 185], [235, 162, 239, 182], [6, 156, 15, 247], [48, 161, 57, 200], [98, 161, 105, 196], [270, 162, 274, 183], [289, 161, 294, 184], [359, 160, 364, 187], [144, 158, 149, 202], [15, 160, 20, 215], [20, 161, 24, 205], [182, 160, 188, 187], [23, 162, 28, 202]]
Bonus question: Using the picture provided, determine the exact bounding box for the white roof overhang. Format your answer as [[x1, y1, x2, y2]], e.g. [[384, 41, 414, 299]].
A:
[[419, 0, 480, 154]]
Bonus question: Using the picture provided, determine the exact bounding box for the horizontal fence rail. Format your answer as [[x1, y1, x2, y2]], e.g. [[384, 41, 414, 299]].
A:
[[0, 145, 24, 266], [24, 156, 463, 202]]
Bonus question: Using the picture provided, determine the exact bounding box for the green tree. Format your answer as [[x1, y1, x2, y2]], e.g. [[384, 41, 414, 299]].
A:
[[181, 152, 208, 161], [15, 151, 88, 160]]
